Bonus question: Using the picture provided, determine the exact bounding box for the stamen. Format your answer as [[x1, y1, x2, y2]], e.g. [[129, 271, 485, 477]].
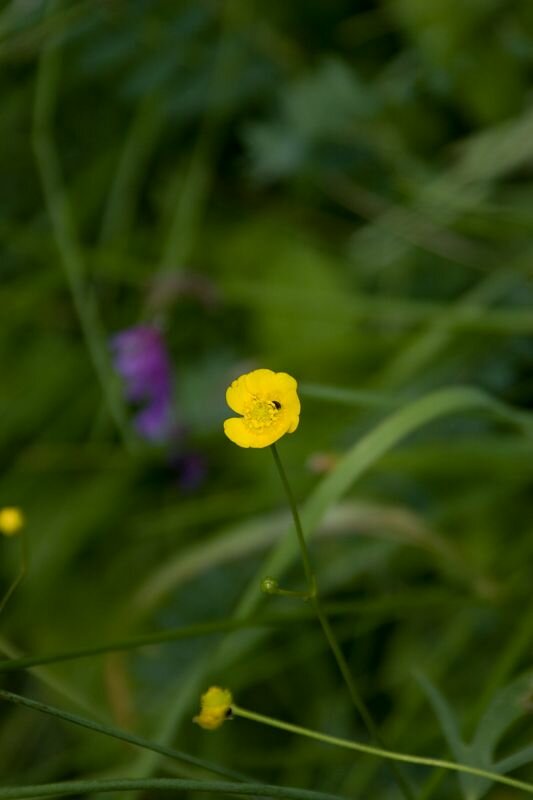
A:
[[244, 398, 282, 431]]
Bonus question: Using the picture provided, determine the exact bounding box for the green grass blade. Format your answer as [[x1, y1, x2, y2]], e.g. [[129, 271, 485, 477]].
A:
[[0, 779, 346, 800], [235, 385, 533, 617], [0, 690, 246, 783]]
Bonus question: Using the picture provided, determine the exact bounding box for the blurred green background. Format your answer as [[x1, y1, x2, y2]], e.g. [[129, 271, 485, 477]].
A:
[[1, 0, 533, 798]]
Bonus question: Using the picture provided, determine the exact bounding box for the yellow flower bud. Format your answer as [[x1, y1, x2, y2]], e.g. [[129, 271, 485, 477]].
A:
[[0, 507, 24, 537], [261, 577, 279, 594], [193, 686, 233, 731]]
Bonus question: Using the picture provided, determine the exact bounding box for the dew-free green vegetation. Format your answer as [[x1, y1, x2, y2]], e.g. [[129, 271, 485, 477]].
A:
[[1, 1, 533, 798]]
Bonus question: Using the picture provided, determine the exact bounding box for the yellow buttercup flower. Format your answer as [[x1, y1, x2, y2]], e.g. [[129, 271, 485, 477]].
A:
[[0, 507, 24, 537], [224, 369, 300, 448], [193, 686, 233, 730]]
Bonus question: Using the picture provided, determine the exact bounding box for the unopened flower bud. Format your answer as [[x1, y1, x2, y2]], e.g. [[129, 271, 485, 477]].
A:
[[261, 577, 279, 595]]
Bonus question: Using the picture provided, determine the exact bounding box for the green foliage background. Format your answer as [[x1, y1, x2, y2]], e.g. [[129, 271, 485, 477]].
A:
[[1, 0, 533, 797]]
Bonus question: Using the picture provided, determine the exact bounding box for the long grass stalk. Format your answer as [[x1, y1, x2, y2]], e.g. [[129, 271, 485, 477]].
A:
[[32, 0, 133, 447], [233, 705, 533, 796], [0, 778, 344, 800], [0, 613, 308, 673], [0, 689, 246, 783]]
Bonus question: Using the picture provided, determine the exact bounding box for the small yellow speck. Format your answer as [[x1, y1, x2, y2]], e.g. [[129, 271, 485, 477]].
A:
[[0, 508, 24, 537]]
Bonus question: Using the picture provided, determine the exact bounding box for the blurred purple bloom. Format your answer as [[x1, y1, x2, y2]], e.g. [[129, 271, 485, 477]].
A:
[[111, 325, 175, 442]]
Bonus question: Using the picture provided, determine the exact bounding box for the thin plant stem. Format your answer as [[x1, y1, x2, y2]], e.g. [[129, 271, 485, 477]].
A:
[[270, 443, 414, 800], [32, 0, 134, 448], [0, 777, 344, 800], [232, 704, 533, 796], [100, 93, 164, 245], [0, 632, 106, 716], [155, 2, 247, 280], [0, 530, 28, 616], [270, 444, 315, 596], [0, 612, 313, 674], [0, 689, 246, 783]]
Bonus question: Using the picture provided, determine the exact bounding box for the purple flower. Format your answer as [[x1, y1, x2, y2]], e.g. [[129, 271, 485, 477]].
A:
[[110, 325, 175, 442]]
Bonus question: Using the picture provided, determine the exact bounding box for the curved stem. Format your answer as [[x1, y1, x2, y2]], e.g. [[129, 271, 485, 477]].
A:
[[270, 444, 414, 800], [0, 529, 28, 616], [233, 705, 533, 796]]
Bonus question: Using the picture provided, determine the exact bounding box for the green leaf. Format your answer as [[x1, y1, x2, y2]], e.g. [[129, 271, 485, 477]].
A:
[[414, 671, 465, 762], [497, 745, 533, 775], [472, 671, 533, 762], [418, 670, 533, 800]]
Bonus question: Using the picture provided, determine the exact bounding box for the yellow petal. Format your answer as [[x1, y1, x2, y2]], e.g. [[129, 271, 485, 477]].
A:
[[226, 376, 249, 414], [246, 422, 291, 448], [280, 391, 300, 423], [193, 711, 222, 730], [201, 687, 233, 709], [224, 417, 254, 448], [273, 372, 298, 394], [193, 686, 233, 731], [243, 368, 277, 396], [286, 411, 300, 434], [224, 416, 291, 448]]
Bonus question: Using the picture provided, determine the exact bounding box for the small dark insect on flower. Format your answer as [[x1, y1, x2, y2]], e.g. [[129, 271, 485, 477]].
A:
[[272, 400, 281, 409]]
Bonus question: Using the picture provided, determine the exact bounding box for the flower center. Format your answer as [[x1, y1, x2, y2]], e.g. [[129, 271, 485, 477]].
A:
[[244, 398, 281, 431]]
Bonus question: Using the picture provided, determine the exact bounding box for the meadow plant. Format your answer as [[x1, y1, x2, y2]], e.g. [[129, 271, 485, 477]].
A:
[[2, 370, 533, 799], [3, 2, 533, 799]]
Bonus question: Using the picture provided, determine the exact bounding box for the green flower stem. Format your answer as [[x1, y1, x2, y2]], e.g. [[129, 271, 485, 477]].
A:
[[264, 586, 313, 600], [0, 612, 314, 674], [0, 529, 28, 616], [0, 778, 343, 800], [271, 445, 316, 597], [0, 593, 465, 676], [0, 689, 245, 783], [232, 704, 533, 796], [270, 444, 414, 800]]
